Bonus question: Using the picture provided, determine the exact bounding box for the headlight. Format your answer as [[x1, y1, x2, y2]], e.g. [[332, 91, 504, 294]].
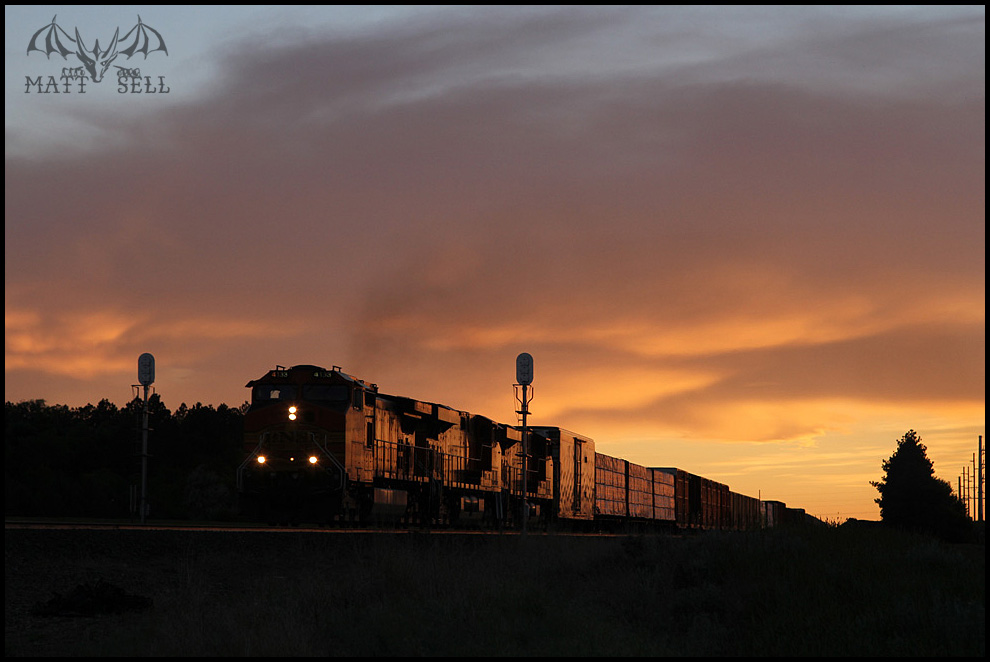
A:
[[257, 455, 266, 464], [309, 456, 318, 464]]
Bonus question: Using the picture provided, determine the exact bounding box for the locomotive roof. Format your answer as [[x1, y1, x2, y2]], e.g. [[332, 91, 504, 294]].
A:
[[245, 364, 374, 389]]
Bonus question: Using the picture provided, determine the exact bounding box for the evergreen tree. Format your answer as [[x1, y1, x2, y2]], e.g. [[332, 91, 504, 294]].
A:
[[871, 430, 969, 541]]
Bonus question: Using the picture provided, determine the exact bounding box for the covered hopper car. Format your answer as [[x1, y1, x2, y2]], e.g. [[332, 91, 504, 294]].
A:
[[237, 364, 805, 529]]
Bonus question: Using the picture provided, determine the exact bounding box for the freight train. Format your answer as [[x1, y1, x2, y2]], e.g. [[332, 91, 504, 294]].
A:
[[237, 364, 813, 529]]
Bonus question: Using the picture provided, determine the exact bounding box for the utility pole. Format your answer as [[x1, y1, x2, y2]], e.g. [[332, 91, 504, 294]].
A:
[[956, 474, 969, 515], [978, 435, 984, 522], [971, 455, 977, 520], [961, 436, 985, 522], [964, 466, 971, 517]]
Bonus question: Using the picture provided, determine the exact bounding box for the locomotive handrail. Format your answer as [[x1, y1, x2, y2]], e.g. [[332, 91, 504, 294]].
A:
[[373, 438, 493, 492], [236, 437, 267, 490], [310, 432, 346, 492]]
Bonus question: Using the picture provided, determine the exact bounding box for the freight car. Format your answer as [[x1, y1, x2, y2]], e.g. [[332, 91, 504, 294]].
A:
[[237, 364, 803, 530]]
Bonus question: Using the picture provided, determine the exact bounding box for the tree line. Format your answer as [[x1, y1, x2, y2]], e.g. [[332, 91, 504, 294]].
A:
[[5, 397, 246, 521]]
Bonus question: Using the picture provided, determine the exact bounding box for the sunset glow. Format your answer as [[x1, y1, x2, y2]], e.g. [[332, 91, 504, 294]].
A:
[[5, 6, 984, 521]]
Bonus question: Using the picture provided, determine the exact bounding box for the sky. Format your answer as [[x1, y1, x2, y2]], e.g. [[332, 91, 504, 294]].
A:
[[5, 6, 985, 522]]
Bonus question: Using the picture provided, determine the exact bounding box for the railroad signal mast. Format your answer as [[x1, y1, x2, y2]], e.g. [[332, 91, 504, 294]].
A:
[[135, 353, 155, 525], [514, 353, 534, 535]]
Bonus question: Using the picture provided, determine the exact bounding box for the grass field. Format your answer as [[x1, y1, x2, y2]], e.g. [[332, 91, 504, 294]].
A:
[[4, 523, 984, 656]]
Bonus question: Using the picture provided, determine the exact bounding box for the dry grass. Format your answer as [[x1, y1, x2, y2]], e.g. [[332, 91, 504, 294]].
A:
[[5, 525, 984, 656]]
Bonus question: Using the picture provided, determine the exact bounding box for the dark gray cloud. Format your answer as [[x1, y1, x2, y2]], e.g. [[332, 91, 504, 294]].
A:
[[6, 7, 984, 432]]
